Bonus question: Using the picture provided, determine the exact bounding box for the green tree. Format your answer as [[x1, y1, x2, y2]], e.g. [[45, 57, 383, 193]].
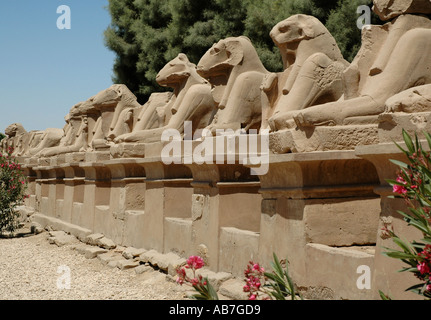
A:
[[0, 133, 5, 142], [104, 0, 143, 100]]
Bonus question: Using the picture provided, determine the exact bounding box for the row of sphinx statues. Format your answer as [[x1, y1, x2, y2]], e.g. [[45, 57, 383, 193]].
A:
[[3, 0, 431, 158]]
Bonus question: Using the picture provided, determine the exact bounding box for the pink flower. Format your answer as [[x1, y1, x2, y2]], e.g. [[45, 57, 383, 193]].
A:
[[417, 262, 430, 275], [249, 294, 256, 300], [176, 267, 186, 285], [396, 176, 406, 184], [176, 276, 184, 285], [253, 263, 264, 273], [191, 278, 200, 286], [186, 256, 205, 270], [427, 284, 431, 292], [393, 184, 407, 195]]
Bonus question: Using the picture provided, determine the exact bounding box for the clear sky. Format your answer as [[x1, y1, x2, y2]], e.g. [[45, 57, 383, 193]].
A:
[[0, 1, 116, 133]]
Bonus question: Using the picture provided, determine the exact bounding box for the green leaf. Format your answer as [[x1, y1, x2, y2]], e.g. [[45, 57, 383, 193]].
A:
[[379, 290, 392, 300], [391, 236, 414, 254], [383, 250, 416, 260], [405, 283, 427, 294], [205, 278, 219, 300], [423, 131, 431, 150], [389, 159, 409, 169], [402, 129, 415, 153]]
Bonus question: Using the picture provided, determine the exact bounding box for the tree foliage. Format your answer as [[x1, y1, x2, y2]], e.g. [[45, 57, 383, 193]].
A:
[[104, 0, 381, 103]]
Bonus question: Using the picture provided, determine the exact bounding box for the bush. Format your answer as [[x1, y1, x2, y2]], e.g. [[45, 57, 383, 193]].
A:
[[176, 255, 219, 300], [243, 253, 302, 300], [0, 147, 28, 235], [384, 130, 431, 298]]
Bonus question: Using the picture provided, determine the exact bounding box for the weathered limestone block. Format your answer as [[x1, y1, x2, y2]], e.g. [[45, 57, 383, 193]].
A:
[[75, 244, 108, 259], [47, 230, 79, 247], [384, 84, 431, 114], [218, 279, 249, 300], [96, 236, 117, 250], [85, 233, 104, 246], [269, 124, 379, 154], [219, 227, 260, 277], [305, 244, 375, 300], [378, 111, 431, 144], [122, 247, 146, 260], [97, 252, 124, 265], [303, 198, 380, 246], [116, 259, 140, 270]]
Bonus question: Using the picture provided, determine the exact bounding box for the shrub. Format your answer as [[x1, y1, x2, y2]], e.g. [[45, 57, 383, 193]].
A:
[[175, 255, 219, 300], [243, 253, 302, 300], [0, 147, 28, 235], [384, 130, 431, 298]]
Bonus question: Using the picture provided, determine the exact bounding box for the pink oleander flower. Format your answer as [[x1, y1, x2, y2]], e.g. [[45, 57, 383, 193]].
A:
[[417, 262, 430, 275], [176, 277, 184, 285], [249, 294, 256, 300], [253, 263, 264, 273], [393, 182, 407, 195], [176, 267, 186, 285], [186, 255, 205, 270]]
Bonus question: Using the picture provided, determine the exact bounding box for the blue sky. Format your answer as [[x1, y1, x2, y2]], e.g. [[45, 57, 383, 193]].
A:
[[0, 1, 116, 133]]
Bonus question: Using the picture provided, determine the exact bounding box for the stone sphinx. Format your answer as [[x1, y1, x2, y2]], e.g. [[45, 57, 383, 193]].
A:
[[21, 128, 64, 157], [38, 101, 93, 157], [264, 14, 349, 131], [1, 122, 63, 158], [289, 3, 431, 128], [90, 84, 142, 150], [2, 123, 27, 155], [107, 91, 173, 142], [197, 36, 269, 132], [114, 53, 215, 143]]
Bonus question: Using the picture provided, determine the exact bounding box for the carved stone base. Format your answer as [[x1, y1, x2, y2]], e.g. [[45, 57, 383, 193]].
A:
[[85, 151, 111, 162], [65, 152, 86, 163], [378, 111, 431, 143], [110, 143, 147, 158], [269, 125, 379, 154]]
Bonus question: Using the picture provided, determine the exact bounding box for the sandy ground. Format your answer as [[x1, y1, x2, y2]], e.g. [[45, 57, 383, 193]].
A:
[[0, 227, 189, 300]]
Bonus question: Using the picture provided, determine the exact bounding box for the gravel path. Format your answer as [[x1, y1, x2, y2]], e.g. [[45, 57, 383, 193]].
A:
[[0, 228, 188, 300]]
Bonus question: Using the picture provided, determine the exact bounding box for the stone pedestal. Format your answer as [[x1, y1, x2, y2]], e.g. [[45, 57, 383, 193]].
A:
[[249, 151, 380, 299], [356, 142, 425, 300], [270, 124, 379, 154]]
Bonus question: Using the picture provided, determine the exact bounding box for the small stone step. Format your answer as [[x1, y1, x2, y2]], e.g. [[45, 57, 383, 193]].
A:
[[116, 259, 140, 270]]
